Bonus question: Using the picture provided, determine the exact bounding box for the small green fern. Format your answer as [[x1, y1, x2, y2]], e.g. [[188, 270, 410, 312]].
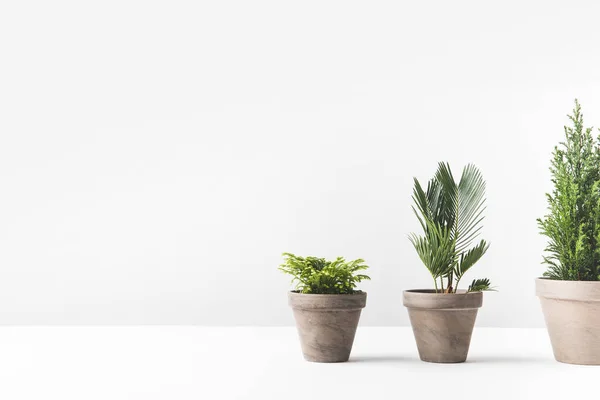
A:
[[279, 253, 370, 294]]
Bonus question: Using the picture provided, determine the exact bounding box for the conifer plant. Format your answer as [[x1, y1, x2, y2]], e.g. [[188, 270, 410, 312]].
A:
[[536, 100, 600, 365], [537, 100, 600, 281]]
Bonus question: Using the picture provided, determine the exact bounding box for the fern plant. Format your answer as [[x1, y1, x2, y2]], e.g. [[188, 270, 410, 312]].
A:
[[409, 162, 493, 293], [279, 253, 370, 294], [538, 100, 600, 281]]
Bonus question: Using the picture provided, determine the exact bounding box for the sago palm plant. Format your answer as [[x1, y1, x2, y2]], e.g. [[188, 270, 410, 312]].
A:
[[409, 162, 493, 293]]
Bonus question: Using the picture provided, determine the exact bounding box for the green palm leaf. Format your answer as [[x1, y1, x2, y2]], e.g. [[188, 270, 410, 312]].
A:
[[409, 220, 456, 279], [435, 162, 487, 254], [467, 278, 494, 292], [455, 239, 489, 280]]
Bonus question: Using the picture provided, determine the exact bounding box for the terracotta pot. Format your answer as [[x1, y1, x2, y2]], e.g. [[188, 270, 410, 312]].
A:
[[288, 291, 366, 363], [403, 290, 482, 363], [536, 278, 600, 365]]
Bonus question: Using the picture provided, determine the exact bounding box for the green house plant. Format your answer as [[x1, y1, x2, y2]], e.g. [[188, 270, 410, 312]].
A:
[[403, 162, 493, 363], [279, 253, 370, 363], [536, 100, 600, 365]]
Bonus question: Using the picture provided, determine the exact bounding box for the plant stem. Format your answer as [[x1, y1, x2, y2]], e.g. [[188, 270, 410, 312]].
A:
[[454, 277, 461, 293]]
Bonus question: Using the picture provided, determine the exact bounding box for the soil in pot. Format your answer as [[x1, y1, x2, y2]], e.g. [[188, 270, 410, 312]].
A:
[[403, 290, 483, 363], [288, 291, 367, 363]]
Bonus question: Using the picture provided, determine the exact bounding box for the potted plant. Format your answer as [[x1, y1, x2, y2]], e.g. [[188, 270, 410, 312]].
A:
[[279, 253, 370, 363], [536, 100, 600, 365], [404, 162, 494, 363]]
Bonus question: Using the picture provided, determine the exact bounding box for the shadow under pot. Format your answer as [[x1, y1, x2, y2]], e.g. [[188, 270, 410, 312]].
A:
[[403, 290, 483, 363], [536, 278, 600, 365], [288, 291, 367, 363]]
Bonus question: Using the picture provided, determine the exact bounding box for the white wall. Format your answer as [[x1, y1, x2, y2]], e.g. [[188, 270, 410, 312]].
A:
[[1, 0, 600, 326]]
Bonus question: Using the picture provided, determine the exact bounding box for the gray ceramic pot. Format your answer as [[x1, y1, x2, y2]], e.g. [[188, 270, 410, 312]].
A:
[[288, 291, 367, 363], [403, 290, 483, 363], [536, 278, 600, 365]]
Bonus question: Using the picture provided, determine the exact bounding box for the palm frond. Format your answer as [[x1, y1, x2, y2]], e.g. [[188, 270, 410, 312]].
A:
[[434, 163, 487, 254], [408, 220, 455, 279], [455, 239, 489, 283], [456, 164, 487, 253], [467, 278, 494, 292]]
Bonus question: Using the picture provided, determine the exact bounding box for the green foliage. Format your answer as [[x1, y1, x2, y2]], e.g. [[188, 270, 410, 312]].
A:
[[538, 100, 600, 281], [409, 162, 493, 293], [279, 253, 370, 294], [467, 278, 493, 293]]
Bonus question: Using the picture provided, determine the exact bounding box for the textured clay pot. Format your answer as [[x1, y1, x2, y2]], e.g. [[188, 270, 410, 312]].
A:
[[288, 291, 367, 363], [403, 290, 483, 363], [536, 278, 600, 365]]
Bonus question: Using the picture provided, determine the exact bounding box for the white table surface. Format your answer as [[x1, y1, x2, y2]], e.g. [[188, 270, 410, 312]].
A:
[[0, 327, 595, 400]]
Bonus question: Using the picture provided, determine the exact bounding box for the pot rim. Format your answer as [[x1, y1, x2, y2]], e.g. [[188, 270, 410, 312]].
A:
[[288, 290, 367, 310], [403, 289, 483, 310], [288, 290, 367, 296], [404, 289, 474, 295], [535, 277, 600, 301], [535, 277, 600, 283]]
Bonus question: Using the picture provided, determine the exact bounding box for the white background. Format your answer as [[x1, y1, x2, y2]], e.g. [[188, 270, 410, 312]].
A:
[[1, 0, 600, 326]]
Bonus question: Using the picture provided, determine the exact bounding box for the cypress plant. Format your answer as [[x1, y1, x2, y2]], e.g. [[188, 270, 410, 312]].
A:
[[538, 100, 600, 280]]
